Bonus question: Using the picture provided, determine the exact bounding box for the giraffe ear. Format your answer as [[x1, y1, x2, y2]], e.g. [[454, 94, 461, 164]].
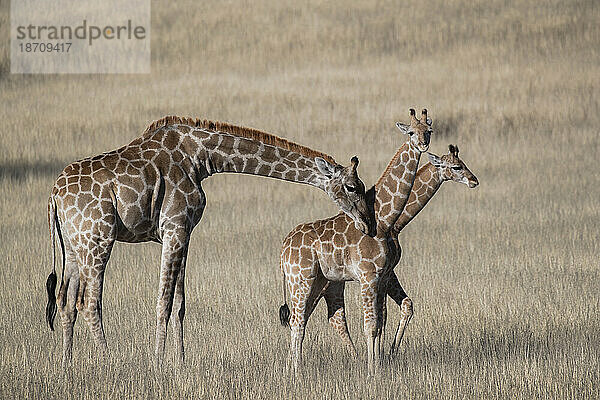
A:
[[315, 157, 340, 178], [427, 153, 444, 168], [395, 122, 412, 135]]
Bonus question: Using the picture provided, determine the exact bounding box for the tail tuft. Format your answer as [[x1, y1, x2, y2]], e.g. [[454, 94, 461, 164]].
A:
[[46, 271, 57, 331], [279, 303, 290, 327]]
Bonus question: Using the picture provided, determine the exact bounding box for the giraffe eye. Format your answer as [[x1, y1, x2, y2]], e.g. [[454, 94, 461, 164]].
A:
[[451, 166, 462, 171], [344, 184, 356, 192]]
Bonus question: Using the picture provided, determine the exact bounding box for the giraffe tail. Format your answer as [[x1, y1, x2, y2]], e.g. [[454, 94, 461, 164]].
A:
[[278, 258, 290, 327], [45, 195, 62, 331], [279, 304, 290, 328]]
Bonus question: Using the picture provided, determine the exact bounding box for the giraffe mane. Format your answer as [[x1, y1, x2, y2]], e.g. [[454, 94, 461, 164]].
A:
[[143, 116, 336, 164]]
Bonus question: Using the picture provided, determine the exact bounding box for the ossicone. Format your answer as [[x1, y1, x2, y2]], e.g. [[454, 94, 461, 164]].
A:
[[448, 144, 459, 157], [409, 108, 419, 126]]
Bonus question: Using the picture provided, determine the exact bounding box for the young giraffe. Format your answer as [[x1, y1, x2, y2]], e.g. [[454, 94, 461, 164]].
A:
[[279, 109, 432, 373], [301, 144, 479, 357], [45, 116, 375, 366]]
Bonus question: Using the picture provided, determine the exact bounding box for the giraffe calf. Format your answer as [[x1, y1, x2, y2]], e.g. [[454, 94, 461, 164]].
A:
[[279, 109, 434, 374], [279, 143, 479, 371]]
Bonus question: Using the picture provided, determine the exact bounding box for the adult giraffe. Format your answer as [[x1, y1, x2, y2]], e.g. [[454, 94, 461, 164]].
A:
[[281, 144, 479, 359], [45, 116, 374, 366], [279, 108, 432, 373]]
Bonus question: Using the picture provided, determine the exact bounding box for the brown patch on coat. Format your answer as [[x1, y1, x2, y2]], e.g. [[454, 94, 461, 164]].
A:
[[163, 130, 179, 150], [80, 162, 92, 176], [258, 164, 271, 175], [154, 151, 170, 168], [80, 176, 92, 192], [237, 139, 259, 155], [245, 158, 259, 172], [333, 233, 345, 247], [220, 135, 235, 152], [181, 136, 199, 155], [285, 171, 297, 180], [172, 150, 184, 164]]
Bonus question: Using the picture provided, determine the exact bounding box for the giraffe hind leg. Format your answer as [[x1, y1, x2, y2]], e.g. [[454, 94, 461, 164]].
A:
[[287, 274, 327, 375], [323, 282, 357, 358], [387, 272, 413, 356], [69, 215, 116, 357], [390, 297, 413, 356], [374, 283, 387, 363], [78, 243, 114, 356], [171, 256, 187, 365], [56, 248, 80, 365]]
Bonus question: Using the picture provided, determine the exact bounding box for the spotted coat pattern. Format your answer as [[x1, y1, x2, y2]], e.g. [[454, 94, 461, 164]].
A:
[[46, 116, 372, 366], [280, 109, 432, 373], [311, 145, 479, 356]]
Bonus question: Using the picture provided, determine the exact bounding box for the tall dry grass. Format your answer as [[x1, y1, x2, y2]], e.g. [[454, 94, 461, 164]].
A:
[[0, 0, 598, 398]]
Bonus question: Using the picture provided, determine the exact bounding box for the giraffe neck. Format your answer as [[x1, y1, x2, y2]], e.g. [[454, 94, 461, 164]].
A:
[[393, 162, 442, 233], [373, 141, 422, 234], [172, 125, 332, 191]]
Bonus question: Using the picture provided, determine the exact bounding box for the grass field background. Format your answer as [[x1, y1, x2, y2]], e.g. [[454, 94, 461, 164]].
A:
[[0, 0, 599, 398]]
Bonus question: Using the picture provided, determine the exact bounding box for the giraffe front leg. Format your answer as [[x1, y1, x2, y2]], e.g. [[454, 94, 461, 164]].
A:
[[289, 321, 305, 376], [360, 272, 383, 374], [323, 282, 357, 358], [155, 227, 190, 368], [387, 272, 413, 356], [170, 191, 203, 366]]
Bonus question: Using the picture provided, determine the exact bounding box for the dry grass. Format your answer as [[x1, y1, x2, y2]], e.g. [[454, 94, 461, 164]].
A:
[[0, 0, 599, 398]]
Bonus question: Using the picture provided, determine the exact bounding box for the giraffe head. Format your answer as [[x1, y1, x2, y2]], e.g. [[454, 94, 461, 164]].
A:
[[395, 108, 432, 152], [315, 156, 375, 235], [428, 144, 479, 188]]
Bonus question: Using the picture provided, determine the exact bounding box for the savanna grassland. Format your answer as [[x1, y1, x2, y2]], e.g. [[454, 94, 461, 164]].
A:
[[0, 0, 598, 398]]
